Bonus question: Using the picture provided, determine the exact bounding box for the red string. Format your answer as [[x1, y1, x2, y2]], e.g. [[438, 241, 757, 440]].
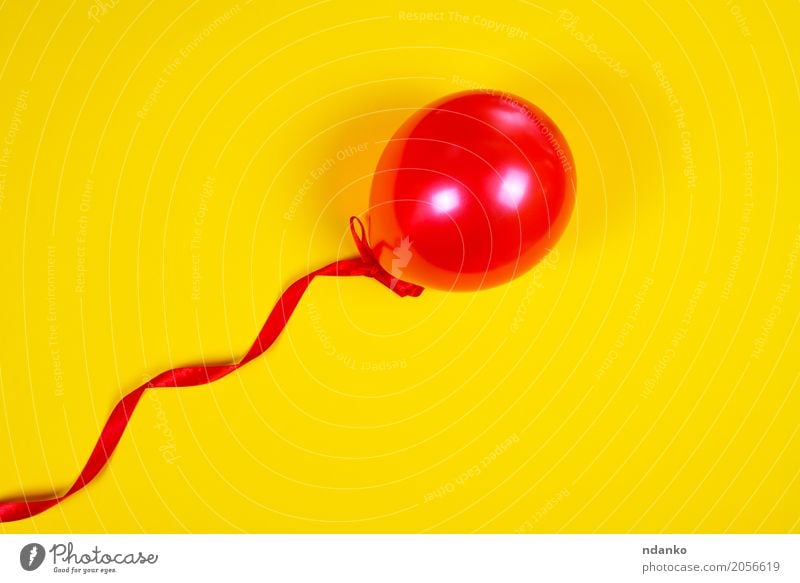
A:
[[0, 217, 422, 523]]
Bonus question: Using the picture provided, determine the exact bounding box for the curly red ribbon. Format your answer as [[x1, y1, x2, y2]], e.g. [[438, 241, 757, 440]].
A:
[[0, 217, 422, 523]]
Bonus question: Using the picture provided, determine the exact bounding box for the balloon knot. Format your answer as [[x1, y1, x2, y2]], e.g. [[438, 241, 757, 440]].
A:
[[348, 216, 424, 298]]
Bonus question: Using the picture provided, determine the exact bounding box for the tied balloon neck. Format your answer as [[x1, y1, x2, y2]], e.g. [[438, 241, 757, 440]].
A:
[[348, 216, 424, 298]]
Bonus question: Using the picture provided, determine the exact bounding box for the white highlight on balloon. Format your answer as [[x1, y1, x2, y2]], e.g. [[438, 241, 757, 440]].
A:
[[431, 187, 460, 213], [499, 168, 529, 208]]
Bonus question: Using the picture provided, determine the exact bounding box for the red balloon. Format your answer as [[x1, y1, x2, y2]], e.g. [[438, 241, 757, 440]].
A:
[[368, 91, 575, 291]]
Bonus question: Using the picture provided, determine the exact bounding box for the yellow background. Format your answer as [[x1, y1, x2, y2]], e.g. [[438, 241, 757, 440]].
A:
[[1, 0, 798, 533]]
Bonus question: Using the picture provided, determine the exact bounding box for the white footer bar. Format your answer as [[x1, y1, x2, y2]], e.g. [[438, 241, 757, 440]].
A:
[[1, 534, 797, 582]]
